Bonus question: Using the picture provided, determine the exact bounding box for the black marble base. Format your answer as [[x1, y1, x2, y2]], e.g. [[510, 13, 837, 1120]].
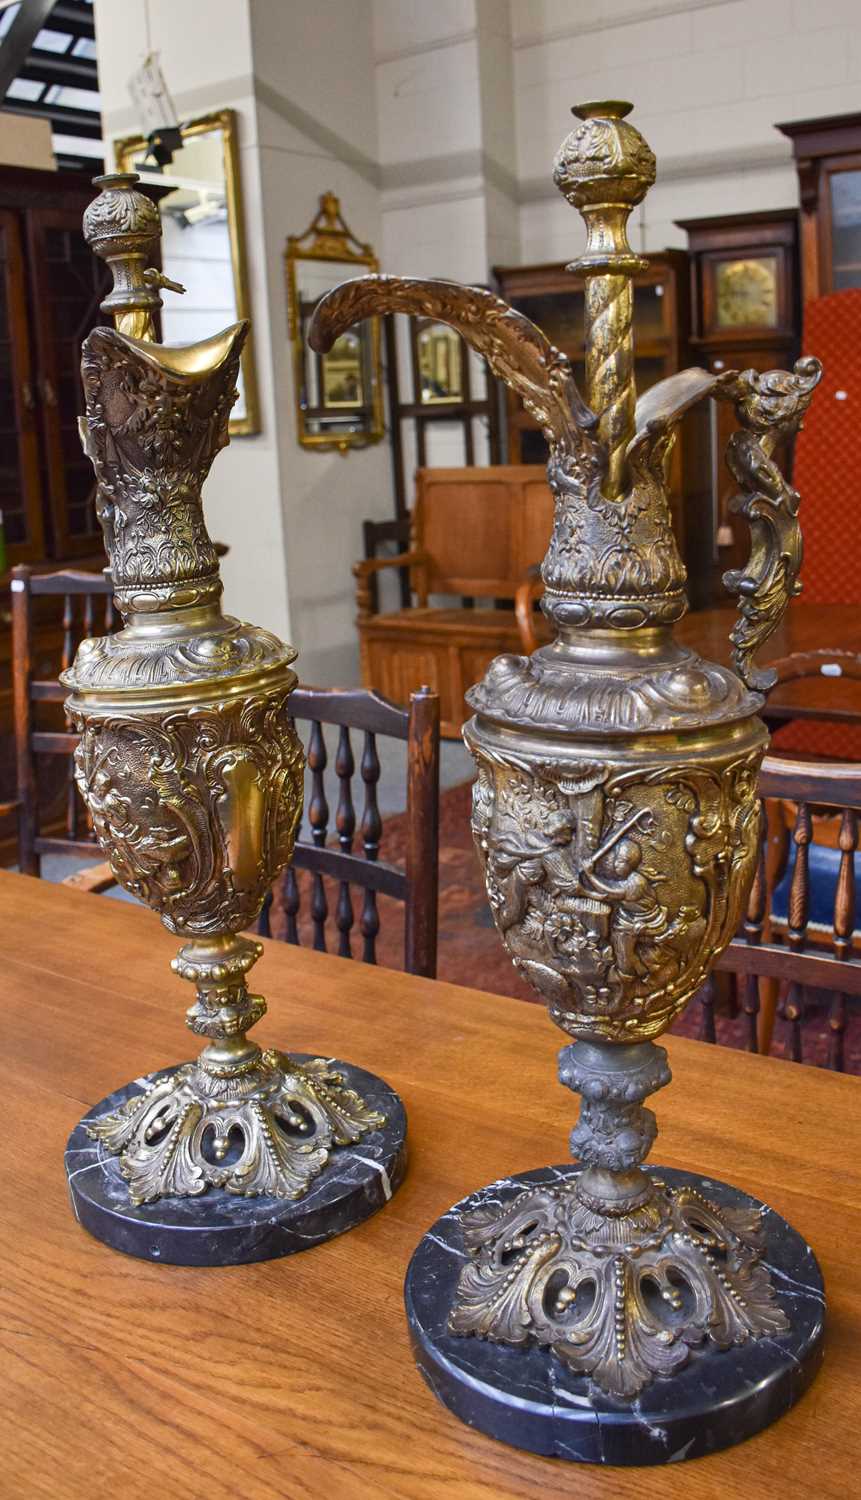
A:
[[405, 1165, 825, 1465], [66, 1056, 406, 1266]]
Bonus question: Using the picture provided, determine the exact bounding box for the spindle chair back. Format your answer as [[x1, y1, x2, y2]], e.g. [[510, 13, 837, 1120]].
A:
[[259, 685, 440, 977], [10, 564, 116, 881], [708, 754, 861, 1070]]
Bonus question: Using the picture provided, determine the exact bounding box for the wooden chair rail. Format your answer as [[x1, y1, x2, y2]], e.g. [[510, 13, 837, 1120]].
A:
[[759, 757, 861, 804], [34, 835, 101, 859], [29, 681, 69, 702], [290, 843, 407, 900], [717, 941, 861, 991], [23, 567, 113, 596], [290, 684, 412, 741], [31, 731, 79, 754], [353, 549, 428, 581]]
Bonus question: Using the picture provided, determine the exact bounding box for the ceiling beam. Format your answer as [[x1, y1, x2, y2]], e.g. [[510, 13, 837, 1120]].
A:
[[2, 97, 102, 139], [20, 52, 99, 88], [0, 0, 58, 101], [46, 2, 95, 40]]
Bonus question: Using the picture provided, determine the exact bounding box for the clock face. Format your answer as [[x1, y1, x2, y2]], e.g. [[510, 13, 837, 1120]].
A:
[[715, 256, 778, 329]]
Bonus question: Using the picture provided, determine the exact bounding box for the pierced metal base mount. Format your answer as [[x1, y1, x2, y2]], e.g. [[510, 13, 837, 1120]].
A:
[[85, 1049, 386, 1205], [448, 1039, 789, 1399]]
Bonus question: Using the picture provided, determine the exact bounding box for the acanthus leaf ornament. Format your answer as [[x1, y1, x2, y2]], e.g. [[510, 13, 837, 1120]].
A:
[[316, 102, 823, 1411]]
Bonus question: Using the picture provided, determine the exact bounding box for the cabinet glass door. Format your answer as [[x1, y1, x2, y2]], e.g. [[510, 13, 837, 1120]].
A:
[[830, 169, 861, 290]]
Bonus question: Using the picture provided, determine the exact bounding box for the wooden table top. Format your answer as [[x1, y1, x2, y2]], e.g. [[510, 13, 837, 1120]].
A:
[[3, 869, 859, 1500], [678, 602, 861, 721]]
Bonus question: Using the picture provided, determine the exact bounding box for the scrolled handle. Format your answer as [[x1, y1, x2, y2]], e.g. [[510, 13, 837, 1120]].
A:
[[715, 357, 822, 693]]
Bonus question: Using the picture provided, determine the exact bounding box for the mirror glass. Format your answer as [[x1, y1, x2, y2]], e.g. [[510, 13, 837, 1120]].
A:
[[115, 110, 259, 435], [286, 195, 383, 451], [415, 321, 463, 404]]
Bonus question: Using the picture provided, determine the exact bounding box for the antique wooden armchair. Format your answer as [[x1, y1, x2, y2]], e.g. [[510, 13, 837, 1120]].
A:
[[353, 465, 553, 736]]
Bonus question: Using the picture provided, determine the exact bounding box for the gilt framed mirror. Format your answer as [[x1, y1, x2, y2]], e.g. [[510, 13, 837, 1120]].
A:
[[114, 108, 260, 436], [286, 193, 383, 452]]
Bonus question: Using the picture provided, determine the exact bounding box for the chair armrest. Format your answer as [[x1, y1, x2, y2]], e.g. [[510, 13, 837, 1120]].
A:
[[353, 549, 427, 578], [514, 564, 544, 655], [354, 551, 429, 617]]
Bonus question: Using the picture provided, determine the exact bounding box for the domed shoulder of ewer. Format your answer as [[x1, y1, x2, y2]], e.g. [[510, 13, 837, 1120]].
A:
[[63, 617, 297, 700], [466, 647, 761, 737]]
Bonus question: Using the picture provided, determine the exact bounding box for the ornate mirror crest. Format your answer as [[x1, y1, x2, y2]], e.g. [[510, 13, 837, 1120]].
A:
[[285, 193, 384, 453]]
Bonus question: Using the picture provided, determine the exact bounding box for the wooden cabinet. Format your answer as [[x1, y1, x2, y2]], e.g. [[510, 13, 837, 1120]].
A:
[[494, 252, 691, 464], [678, 210, 800, 605], [777, 112, 861, 305], [493, 252, 711, 600], [0, 167, 112, 566], [0, 166, 112, 859]]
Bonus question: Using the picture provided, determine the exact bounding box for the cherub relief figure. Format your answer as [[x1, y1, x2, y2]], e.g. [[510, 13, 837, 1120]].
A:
[[482, 771, 705, 1009]]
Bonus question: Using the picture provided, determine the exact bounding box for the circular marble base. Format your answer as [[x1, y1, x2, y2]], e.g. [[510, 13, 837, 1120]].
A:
[[405, 1165, 825, 1466], [66, 1056, 406, 1266]]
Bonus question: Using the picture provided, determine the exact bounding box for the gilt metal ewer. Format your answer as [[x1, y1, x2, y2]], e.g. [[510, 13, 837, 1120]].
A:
[[63, 175, 405, 1265], [310, 104, 825, 1460]]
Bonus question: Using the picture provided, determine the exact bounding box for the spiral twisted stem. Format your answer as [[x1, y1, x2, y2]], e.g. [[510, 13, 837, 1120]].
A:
[[584, 274, 636, 499]]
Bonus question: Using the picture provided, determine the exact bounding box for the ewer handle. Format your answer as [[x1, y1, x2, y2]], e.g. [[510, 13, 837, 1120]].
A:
[[715, 358, 822, 693]]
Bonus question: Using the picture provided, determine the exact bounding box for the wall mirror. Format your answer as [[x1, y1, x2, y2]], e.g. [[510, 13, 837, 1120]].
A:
[[413, 319, 464, 404], [286, 193, 383, 452], [115, 108, 259, 436]]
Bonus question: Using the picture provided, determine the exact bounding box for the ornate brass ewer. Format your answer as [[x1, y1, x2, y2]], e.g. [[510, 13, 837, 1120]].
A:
[[310, 103, 824, 1453], [63, 175, 396, 1262]]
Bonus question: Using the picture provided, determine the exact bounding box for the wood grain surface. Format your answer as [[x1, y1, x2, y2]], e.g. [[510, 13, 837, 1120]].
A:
[[2, 869, 859, 1500]]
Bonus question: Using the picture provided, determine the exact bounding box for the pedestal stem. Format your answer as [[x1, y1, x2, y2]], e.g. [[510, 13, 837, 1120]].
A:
[[449, 1031, 790, 1399], [561, 1036, 670, 1213], [83, 930, 387, 1204]]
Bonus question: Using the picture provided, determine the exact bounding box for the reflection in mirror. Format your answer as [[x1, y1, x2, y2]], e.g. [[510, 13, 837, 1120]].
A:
[[415, 320, 463, 404], [286, 194, 383, 452], [115, 109, 259, 435]]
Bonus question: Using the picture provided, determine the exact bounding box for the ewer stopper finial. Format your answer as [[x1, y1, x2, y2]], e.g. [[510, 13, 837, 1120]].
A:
[[83, 171, 184, 341], [554, 101, 657, 497]]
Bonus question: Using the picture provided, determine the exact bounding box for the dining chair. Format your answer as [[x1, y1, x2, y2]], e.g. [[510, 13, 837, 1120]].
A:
[[9, 564, 116, 890], [764, 648, 861, 760], [259, 684, 441, 978], [708, 752, 861, 1071]]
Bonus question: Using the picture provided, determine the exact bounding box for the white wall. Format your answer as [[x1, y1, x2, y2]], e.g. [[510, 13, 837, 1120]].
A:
[[511, 0, 861, 260], [248, 0, 391, 686]]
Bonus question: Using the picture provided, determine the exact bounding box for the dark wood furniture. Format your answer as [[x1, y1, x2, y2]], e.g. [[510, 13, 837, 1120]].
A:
[[354, 466, 553, 736], [10, 564, 114, 882], [777, 111, 861, 304], [261, 684, 440, 977], [711, 753, 861, 1069], [0, 165, 113, 569], [493, 252, 715, 602], [3, 868, 860, 1499], [0, 165, 115, 853], [494, 252, 691, 464], [677, 211, 800, 602]]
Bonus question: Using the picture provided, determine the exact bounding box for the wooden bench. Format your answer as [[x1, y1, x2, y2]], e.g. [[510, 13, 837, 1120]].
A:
[[354, 465, 554, 737]]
